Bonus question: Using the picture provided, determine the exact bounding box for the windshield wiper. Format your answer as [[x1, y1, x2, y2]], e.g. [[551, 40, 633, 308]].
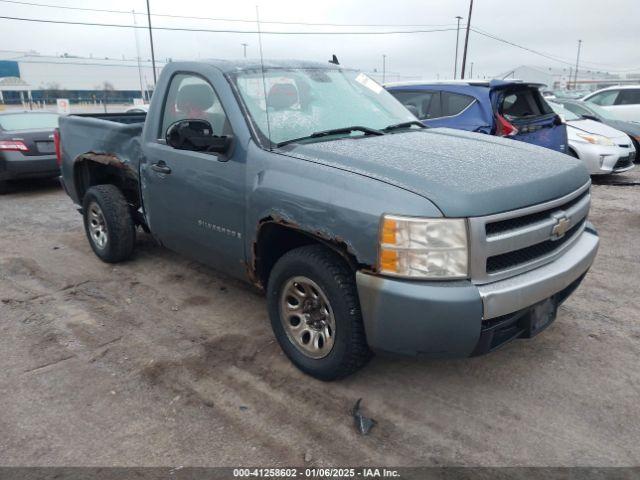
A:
[[382, 120, 426, 132], [276, 126, 383, 147]]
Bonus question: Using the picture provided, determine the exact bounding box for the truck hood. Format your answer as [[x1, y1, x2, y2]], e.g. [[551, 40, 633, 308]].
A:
[[279, 128, 589, 217]]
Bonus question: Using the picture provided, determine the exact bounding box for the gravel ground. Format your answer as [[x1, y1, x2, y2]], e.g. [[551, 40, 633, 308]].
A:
[[0, 171, 639, 467]]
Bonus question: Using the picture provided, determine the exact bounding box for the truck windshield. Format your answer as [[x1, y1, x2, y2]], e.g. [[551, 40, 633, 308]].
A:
[[230, 68, 416, 146]]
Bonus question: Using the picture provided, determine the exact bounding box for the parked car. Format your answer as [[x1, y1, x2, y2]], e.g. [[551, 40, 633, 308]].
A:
[[548, 102, 635, 174], [57, 60, 598, 380], [386, 80, 567, 154], [552, 98, 640, 161], [125, 104, 149, 114], [582, 85, 640, 122], [0, 111, 60, 193]]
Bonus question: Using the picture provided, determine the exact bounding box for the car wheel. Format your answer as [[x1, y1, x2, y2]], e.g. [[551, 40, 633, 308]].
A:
[[82, 184, 135, 263], [0, 181, 8, 194], [267, 244, 371, 381]]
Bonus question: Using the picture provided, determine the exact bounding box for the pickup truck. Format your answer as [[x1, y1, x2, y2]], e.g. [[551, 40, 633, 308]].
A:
[[57, 60, 599, 380]]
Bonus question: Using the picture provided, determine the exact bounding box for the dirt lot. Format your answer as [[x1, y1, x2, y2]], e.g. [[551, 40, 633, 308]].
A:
[[1, 171, 639, 467]]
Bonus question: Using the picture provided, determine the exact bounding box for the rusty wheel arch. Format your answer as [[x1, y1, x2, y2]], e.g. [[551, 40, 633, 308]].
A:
[[73, 154, 140, 209], [248, 215, 368, 290]]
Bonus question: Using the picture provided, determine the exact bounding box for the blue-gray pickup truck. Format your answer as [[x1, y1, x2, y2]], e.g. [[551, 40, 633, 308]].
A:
[[57, 60, 599, 380]]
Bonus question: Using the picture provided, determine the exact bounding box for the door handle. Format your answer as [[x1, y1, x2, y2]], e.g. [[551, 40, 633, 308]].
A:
[[151, 162, 172, 174]]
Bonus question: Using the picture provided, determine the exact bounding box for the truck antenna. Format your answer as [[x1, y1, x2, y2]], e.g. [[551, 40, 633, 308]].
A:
[[256, 5, 273, 151]]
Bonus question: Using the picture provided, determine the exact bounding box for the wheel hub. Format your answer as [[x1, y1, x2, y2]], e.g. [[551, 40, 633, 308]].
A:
[[87, 202, 108, 250], [279, 276, 336, 359]]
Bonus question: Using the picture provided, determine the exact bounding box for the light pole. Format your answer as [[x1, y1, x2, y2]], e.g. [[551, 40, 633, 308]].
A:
[[382, 54, 387, 84], [573, 39, 582, 90], [454, 16, 463, 79], [241, 43, 249, 58], [470, 62, 474, 79], [145, 0, 157, 86], [460, 0, 474, 79]]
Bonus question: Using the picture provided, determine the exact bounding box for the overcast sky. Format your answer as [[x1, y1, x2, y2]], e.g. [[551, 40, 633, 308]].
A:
[[1, 0, 639, 79]]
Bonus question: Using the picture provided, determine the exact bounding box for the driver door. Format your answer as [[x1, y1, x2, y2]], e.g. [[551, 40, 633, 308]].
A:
[[141, 72, 246, 278]]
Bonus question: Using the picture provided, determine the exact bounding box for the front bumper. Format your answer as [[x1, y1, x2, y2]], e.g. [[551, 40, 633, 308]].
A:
[[356, 226, 599, 357], [0, 152, 59, 181], [572, 141, 635, 175]]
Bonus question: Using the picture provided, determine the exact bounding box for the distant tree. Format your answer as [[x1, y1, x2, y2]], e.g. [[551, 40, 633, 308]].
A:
[[43, 82, 65, 104], [102, 82, 115, 112]]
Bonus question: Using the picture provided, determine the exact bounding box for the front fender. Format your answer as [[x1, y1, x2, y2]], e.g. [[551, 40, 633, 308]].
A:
[[245, 142, 443, 271]]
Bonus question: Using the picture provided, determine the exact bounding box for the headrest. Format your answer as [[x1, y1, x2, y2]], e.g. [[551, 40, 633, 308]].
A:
[[176, 84, 215, 111], [267, 83, 299, 110]]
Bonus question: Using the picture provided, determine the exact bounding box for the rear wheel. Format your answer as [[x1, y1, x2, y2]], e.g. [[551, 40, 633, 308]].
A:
[[0, 181, 8, 194], [267, 245, 371, 381], [82, 184, 135, 263]]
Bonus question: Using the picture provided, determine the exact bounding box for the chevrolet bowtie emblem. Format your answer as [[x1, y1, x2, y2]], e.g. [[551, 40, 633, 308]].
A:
[[551, 215, 571, 240]]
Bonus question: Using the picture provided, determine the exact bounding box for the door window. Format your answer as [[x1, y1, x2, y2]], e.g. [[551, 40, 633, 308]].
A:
[[587, 90, 619, 106], [615, 89, 640, 105], [441, 92, 475, 117], [161, 73, 230, 138], [388, 90, 441, 119]]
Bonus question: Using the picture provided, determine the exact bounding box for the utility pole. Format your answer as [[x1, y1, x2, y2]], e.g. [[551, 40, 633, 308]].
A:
[[460, 0, 473, 79], [568, 66, 573, 90], [132, 10, 146, 102], [573, 39, 582, 90], [382, 54, 387, 84], [470, 62, 474, 79], [454, 16, 463, 79], [241, 43, 249, 58], [146, 0, 157, 86]]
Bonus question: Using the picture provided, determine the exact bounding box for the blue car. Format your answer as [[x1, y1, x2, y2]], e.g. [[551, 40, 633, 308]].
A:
[[386, 80, 568, 154]]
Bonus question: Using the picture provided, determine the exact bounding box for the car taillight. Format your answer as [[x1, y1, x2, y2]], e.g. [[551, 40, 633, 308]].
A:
[[53, 129, 62, 166], [0, 140, 29, 151], [495, 113, 519, 137]]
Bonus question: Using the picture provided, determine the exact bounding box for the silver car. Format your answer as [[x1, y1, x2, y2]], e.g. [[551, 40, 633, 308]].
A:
[[550, 102, 635, 175]]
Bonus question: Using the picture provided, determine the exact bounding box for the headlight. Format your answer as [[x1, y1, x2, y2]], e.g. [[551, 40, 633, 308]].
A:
[[379, 215, 468, 279], [576, 132, 615, 146]]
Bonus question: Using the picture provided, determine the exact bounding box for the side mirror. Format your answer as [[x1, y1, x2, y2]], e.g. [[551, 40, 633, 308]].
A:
[[165, 119, 231, 154]]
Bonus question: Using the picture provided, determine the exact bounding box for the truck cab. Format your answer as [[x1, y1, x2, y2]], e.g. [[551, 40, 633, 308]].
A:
[[58, 60, 598, 380]]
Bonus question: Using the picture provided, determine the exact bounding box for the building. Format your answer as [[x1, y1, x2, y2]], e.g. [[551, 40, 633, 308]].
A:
[[497, 65, 639, 92], [0, 51, 164, 106]]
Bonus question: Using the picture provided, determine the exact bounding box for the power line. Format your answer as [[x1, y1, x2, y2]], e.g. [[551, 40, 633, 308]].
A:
[[0, 15, 459, 35], [471, 27, 640, 73], [0, 0, 458, 28]]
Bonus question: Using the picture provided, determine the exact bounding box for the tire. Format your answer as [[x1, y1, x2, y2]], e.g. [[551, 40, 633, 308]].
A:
[[82, 184, 135, 263], [0, 181, 8, 194], [267, 244, 371, 381]]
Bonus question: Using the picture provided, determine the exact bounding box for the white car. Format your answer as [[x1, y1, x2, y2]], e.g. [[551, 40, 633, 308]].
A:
[[550, 102, 635, 175], [125, 104, 149, 114], [582, 85, 640, 122]]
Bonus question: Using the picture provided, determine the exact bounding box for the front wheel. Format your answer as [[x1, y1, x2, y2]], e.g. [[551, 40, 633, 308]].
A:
[[82, 184, 136, 263], [267, 245, 371, 381]]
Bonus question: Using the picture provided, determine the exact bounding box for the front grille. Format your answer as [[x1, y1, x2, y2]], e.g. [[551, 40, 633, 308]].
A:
[[486, 190, 588, 236], [468, 182, 591, 283], [613, 155, 633, 170], [487, 220, 585, 273]]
